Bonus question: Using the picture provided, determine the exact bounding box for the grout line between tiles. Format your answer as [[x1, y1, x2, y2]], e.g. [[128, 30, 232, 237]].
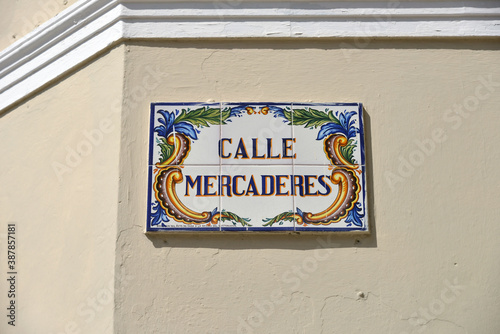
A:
[[219, 102, 222, 231], [149, 102, 367, 232], [291, 102, 296, 231]]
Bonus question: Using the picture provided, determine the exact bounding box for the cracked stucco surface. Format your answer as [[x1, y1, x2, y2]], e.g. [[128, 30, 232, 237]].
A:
[[0, 0, 78, 51], [114, 39, 500, 333], [1, 37, 499, 333], [0, 45, 124, 333]]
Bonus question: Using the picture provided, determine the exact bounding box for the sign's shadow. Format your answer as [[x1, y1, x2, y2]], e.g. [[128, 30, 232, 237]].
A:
[[147, 109, 376, 250]]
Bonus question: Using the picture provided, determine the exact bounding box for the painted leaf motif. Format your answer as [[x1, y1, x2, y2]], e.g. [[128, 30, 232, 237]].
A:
[[154, 110, 175, 138], [151, 202, 169, 226], [262, 211, 295, 226], [296, 207, 304, 217], [317, 111, 358, 140], [175, 107, 221, 127], [220, 210, 252, 226], [291, 108, 341, 128], [317, 122, 347, 140], [338, 111, 358, 139], [292, 108, 331, 128], [345, 202, 364, 227], [174, 122, 198, 140], [328, 112, 341, 124], [157, 138, 174, 163], [274, 108, 292, 123], [339, 139, 357, 165], [221, 107, 245, 123], [151, 104, 365, 231]]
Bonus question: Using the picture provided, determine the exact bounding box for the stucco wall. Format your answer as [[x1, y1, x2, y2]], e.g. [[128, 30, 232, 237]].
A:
[[1, 34, 499, 333], [0, 45, 124, 333], [0, 0, 78, 51], [115, 39, 500, 333]]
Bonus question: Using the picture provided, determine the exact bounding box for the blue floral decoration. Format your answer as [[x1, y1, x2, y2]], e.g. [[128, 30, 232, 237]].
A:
[[210, 207, 218, 219], [154, 110, 175, 138], [151, 202, 169, 227], [296, 207, 304, 218], [154, 109, 198, 140], [345, 202, 364, 227], [227, 105, 248, 117], [317, 111, 358, 140]]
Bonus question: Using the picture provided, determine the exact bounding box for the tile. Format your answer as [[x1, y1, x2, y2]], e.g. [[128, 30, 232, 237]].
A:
[[219, 165, 294, 231], [149, 103, 221, 167], [220, 103, 294, 165], [147, 165, 221, 231], [291, 103, 365, 167], [293, 165, 368, 232], [147, 102, 369, 233]]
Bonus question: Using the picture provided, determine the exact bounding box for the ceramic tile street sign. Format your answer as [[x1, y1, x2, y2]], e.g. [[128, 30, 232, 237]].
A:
[[147, 103, 367, 232]]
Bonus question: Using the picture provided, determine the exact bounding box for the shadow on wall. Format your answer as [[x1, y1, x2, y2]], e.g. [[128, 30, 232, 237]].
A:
[[128, 38, 500, 52], [147, 109, 377, 250]]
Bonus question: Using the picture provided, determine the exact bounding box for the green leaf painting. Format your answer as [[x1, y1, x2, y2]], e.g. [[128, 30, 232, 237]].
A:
[[262, 211, 295, 226], [174, 107, 221, 127], [220, 210, 252, 226]]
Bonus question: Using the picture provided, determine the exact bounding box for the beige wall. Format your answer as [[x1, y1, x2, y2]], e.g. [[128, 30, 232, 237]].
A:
[[0, 0, 78, 51], [1, 36, 499, 333], [0, 45, 124, 333], [116, 39, 500, 333]]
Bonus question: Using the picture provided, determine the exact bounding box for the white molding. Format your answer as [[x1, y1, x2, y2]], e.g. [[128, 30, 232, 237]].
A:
[[1, 0, 500, 111]]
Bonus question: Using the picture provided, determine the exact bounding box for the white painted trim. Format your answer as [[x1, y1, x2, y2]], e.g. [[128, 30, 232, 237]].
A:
[[1, 0, 500, 111]]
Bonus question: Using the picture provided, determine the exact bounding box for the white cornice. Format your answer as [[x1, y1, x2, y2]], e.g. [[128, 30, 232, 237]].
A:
[[1, 0, 499, 111]]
